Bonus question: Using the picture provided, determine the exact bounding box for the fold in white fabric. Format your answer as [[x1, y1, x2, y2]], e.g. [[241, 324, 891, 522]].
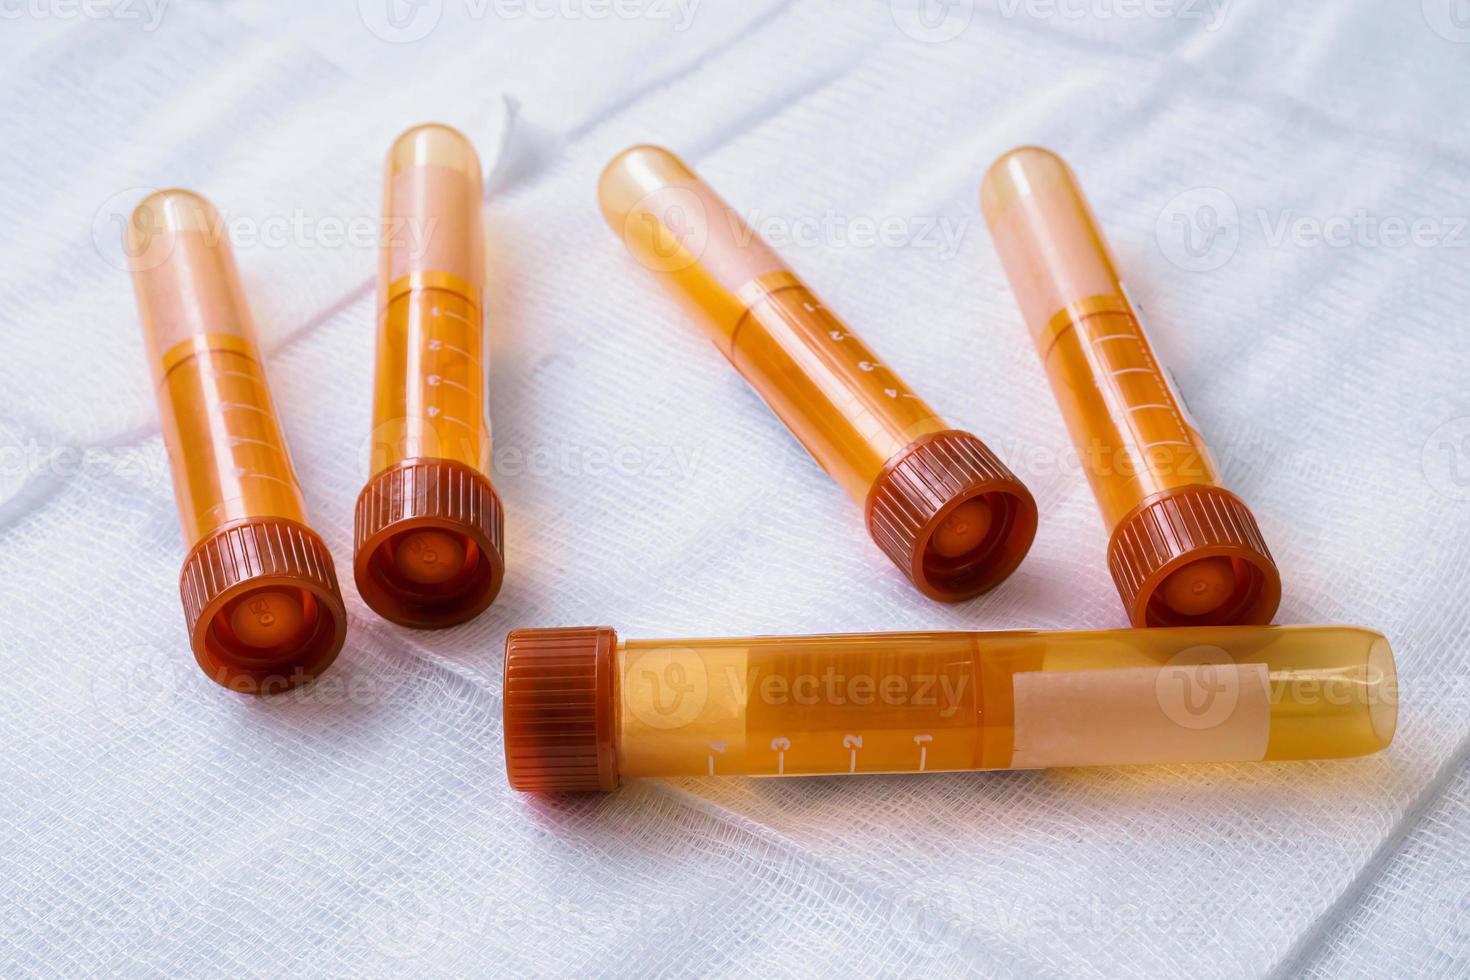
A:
[[1, 1, 1467, 976]]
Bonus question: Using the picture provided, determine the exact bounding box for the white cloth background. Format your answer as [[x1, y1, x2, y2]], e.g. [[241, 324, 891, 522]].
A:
[[2, 1, 1468, 976]]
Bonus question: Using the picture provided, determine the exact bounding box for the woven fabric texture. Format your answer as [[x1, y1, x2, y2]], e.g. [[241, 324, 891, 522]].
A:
[[2, 2, 1468, 976]]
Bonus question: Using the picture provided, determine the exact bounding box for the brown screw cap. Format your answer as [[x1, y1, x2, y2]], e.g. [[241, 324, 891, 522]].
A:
[[1108, 485, 1281, 628], [179, 517, 347, 695], [354, 458, 505, 629], [503, 627, 619, 793], [866, 430, 1038, 602]]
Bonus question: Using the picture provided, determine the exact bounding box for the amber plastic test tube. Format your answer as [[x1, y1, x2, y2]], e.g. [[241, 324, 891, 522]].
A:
[[599, 146, 1037, 601], [502, 624, 1396, 791], [129, 191, 347, 693], [981, 148, 1281, 628], [354, 124, 506, 628]]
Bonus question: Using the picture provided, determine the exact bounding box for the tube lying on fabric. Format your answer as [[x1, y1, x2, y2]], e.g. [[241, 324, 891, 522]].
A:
[[982, 147, 1281, 628], [354, 123, 505, 629], [502, 623, 1396, 791], [600, 145, 1037, 601], [129, 190, 347, 693]]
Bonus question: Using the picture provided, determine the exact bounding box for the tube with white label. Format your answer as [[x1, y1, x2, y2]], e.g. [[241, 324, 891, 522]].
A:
[[502, 624, 1397, 791]]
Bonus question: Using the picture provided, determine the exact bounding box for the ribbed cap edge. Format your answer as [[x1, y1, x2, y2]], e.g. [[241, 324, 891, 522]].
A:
[[1107, 485, 1281, 628], [179, 517, 347, 693], [866, 430, 1038, 601], [503, 627, 619, 793], [354, 457, 505, 628]]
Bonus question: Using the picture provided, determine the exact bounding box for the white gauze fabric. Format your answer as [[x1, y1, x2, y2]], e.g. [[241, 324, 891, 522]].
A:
[[1, 1, 1468, 976]]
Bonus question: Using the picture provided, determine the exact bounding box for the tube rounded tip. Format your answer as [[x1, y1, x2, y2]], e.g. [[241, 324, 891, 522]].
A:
[[126, 188, 222, 273], [597, 144, 694, 231], [980, 145, 1072, 221], [1263, 626, 1399, 761], [128, 189, 257, 368], [1367, 633, 1398, 748], [130, 187, 218, 231], [381, 123, 485, 297], [388, 122, 482, 181]]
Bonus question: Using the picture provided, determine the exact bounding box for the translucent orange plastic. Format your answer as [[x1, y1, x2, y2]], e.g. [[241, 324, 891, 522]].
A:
[[982, 148, 1281, 628], [502, 624, 1397, 791], [354, 124, 505, 628], [129, 190, 346, 693], [600, 146, 1037, 601]]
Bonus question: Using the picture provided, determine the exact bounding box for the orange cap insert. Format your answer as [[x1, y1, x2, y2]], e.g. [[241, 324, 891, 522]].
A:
[[129, 190, 347, 693], [599, 145, 1037, 601], [354, 124, 505, 628], [981, 147, 1280, 627]]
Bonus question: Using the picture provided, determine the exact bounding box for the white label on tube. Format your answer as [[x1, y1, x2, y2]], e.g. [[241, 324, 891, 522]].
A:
[[1010, 663, 1271, 769]]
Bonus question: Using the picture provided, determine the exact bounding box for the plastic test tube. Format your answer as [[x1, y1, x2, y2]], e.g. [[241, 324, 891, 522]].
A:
[[354, 124, 506, 628], [129, 191, 347, 693], [982, 147, 1281, 628], [502, 624, 1396, 791], [599, 146, 1037, 601]]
